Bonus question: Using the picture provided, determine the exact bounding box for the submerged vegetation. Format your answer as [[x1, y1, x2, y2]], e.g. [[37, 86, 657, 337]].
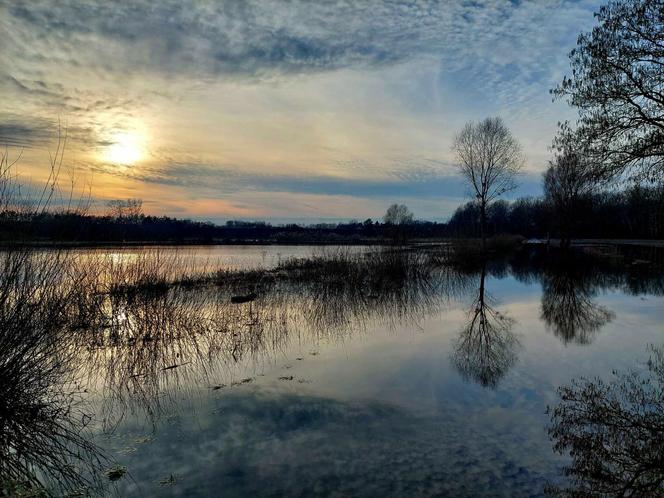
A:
[[0, 243, 463, 494], [1, 229, 663, 495], [0, 222, 662, 496]]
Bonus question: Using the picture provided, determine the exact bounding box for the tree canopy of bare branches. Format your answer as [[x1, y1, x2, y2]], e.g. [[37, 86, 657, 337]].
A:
[[453, 117, 523, 250], [107, 198, 143, 220], [553, 0, 664, 182], [383, 204, 414, 225], [544, 127, 603, 247]]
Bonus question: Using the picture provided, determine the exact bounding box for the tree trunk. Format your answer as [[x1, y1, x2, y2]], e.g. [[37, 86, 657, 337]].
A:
[[479, 261, 486, 305], [561, 236, 571, 250], [561, 206, 572, 250], [480, 200, 487, 253]]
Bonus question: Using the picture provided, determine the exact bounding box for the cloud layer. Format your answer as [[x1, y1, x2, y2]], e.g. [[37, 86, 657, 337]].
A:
[[0, 0, 599, 220]]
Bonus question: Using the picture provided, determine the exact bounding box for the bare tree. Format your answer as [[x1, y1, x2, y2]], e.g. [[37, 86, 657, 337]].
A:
[[107, 198, 143, 221], [383, 204, 413, 225], [383, 204, 414, 244], [552, 0, 664, 182], [453, 117, 523, 251], [543, 127, 601, 248]]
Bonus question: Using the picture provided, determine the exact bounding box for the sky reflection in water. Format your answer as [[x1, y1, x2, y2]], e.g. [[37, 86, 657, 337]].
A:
[[81, 247, 664, 497]]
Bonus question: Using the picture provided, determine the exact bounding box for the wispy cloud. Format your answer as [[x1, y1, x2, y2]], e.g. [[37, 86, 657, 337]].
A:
[[2, 1, 597, 107], [0, 116, 53, 148], [97, 159, 542, 202], [0, 0, 598, 220]]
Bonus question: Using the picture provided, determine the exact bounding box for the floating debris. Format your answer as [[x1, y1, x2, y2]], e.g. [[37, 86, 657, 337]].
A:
[[106, 465, 127, 481], [231, 292, 257, 304], [159, 474, 178, 486], [278, 376, 294, 381], [231, 377, 254, 387], [211, 384, 226, 390], [162, 362, 190, 371]]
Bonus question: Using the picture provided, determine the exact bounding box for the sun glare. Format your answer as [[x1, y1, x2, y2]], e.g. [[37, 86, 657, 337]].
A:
[[105, 132, 143, 165]]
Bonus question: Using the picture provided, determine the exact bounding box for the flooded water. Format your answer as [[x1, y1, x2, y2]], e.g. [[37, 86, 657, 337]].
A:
[[4, 245, 664, 497], [67, 244, 368, 271]]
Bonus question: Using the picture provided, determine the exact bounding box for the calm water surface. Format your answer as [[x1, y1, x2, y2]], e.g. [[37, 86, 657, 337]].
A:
[[69, 244, 365, 271], [72, 246, 664, 497]]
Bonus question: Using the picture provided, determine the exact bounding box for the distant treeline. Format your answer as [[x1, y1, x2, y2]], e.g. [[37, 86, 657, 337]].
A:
[[448, 185, 664, 240], [1, 184, 662, 245], [0, 212, 449, 245]]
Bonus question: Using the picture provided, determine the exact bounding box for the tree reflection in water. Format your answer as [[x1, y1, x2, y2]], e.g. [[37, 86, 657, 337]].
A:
[[3, 245, 661, 495], [548, 345, 664, 497], [540, 260, 614, 345], [452, 262, 519, 388]]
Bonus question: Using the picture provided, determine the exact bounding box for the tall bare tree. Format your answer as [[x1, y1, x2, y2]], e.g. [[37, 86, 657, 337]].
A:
[[543, 127, 601, 248], [452, 117, 523, 251]]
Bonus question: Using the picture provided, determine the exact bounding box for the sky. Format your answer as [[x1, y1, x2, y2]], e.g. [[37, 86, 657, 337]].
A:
[[0, 0, 601, 223]]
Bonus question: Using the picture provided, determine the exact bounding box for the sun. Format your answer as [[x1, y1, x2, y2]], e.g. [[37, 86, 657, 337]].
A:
[[105, 132, 143, 165]]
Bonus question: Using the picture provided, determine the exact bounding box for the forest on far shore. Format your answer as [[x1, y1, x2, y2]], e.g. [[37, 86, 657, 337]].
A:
[[0, 181, 662, 245]]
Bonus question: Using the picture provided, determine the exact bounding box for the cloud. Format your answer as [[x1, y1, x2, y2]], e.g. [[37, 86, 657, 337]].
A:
[[0, 0, 596, 220], [85, 158, 542, 222], [0, 116, 55, 148], [102, 160, 541, 201], [4, 2, 438, 77], [3, 1, 597, 94]]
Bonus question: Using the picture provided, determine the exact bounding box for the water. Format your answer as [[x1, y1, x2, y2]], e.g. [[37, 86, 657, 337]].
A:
[[66, 244, 368, 271], [6, 245, 664, 496]]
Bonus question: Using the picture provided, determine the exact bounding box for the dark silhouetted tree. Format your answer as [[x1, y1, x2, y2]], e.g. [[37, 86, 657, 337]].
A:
[[553, 0, 664, 182], [543, 128, 600, 247], [107, 198, 143, 221], [453, 117, 523, 251], [383, 203, 414, 243]]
